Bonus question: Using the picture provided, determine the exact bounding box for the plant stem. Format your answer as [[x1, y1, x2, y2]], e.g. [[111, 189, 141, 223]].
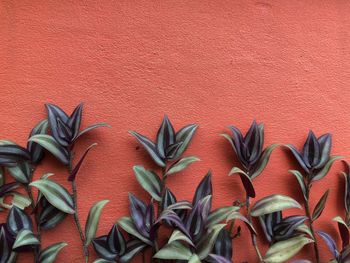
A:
[[305, 183, 320, 263], [25, 184, 40, 263], [69, 152, 89, 263], [246, 195, 263, 262]]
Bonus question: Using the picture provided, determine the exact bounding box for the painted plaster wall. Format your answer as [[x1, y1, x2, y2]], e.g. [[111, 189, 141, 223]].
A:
[[1, 1, 350, 262]]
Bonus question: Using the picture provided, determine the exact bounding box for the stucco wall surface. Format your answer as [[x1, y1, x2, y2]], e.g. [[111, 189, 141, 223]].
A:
[[1, 1, 350, 262]]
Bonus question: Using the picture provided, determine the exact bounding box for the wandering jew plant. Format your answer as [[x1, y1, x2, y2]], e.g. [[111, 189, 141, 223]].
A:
[[286, 131, 342, 263], [0, 107, 347, 263]]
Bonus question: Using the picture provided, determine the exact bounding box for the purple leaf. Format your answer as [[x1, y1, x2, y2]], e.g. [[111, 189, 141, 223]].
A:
[[0, 182, 19, 197], [68, 143, 97, 181], [128, 193, 148, 238], [208, 254, 232, 263], [273, 215, 307, 241], [228, 125, 247, 168], [303, 130, 320, 168], [193, 171, 212, 207], [107, 224, 126, 255], [67, 103, 83, 139], [317, 230, 339, 259], [156, 115, 175, 159], [284, 144, 309, 174], [46, 103, 70, 147], [157, 210, 191, 239], [129, 131, 165, 167], [315, 133, 332, 169]]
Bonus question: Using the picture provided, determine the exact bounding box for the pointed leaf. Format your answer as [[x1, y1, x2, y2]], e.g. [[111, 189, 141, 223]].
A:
[[312, 156, 343, 181], [264, 235, 314, 263], [251, 194, 302, 217], [153, 241, 192, 260], [27, 119, 49, 164], [312, 189, 329, 221], [207, 206, 240, 228], [333, 216, 349, 249], [117, 217, 153, 246], [133, 166, 161, 201], [228, 167, 255, 198], [168, 230, 194, 247], [13, 229, 39, 249], [165, 156, 200, 176], [174, 124, 198, 159], [289, 170, 307, 201], [85, 200, 109, 246], [68, 143, 97, 181], [284, 144, 309, 173], [7, 206, 33, 235], [156, 115, 175, 159], [119, 239, 147, 263], [197, 224, 227, 260], [75, 123, 111, 141], [28, 135, 69, 165], [317, 231, 339, 259], [129, 131, 165, 167], [193, 171, 212, 206], [30, 179, 74, 214], [7, 162, 31, 184], [250, 144, 279, 179], [39, 242, 67, 263]]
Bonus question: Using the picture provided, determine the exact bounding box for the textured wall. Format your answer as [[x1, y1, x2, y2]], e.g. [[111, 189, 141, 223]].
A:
[[1, 1, 350, 262]]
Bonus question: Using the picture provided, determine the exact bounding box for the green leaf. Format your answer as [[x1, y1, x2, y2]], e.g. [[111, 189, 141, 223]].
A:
[[207, 206, 240, 228], [30, 179, 75, 214], [312, 156, 343, 181], [0, 192, 32, 210], [168, 230, 194, 247], [118, 217, 153, 246], [228, 167, 255, 198], [13, 229, 40, 249], [226, 212, 256, 234], [333, 216, 347, 227], [312, 189, 329, 221], [75, 123, 111, 141], [93, 259, 113, 263], [39, 242, 67, 263], [289, 170, 307, 201], [197, 224, 226, 260], [28, 135, 69, 165], [263, 235, 314, 263], [251, 194, 302, 217], [153, 241, 192, 260], [296, 224, 314, 239], [7, 162, 31, 184], [85, 200, 109, 246], [165, 156, 200, 176], [251, 144, 279, 179], [174, 124, 198, 159], [133, 166, 161, 201], [189, 254, 201, 263]]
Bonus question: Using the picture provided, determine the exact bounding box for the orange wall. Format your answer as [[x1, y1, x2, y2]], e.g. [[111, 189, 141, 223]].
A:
[[1, 1, 350, 262]]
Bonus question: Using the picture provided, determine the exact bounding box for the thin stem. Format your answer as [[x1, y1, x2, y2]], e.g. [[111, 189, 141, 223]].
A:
[[25, 184, 40, 263], [69, 152, 89, 263], [305, 183, 320, 263], [246, 194, 263, 262]]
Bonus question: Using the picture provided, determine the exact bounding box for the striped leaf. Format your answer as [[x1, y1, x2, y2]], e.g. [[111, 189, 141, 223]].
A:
[[85, 200, 109, 246], [30, 179, 74, 214], [251, 195, 302, 217]]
